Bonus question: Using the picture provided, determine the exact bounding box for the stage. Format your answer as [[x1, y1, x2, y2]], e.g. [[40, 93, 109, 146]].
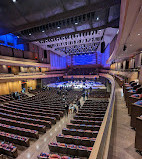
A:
[[47, 80, 106, 90]]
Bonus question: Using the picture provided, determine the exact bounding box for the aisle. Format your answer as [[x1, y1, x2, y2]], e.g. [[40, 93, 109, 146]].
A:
[[16, 113, 74, 159], [108, 82, 141, 159]]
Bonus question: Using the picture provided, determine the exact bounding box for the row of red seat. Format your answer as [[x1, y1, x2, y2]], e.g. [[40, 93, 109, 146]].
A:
[[0, 142, 18, 158], [56, 134, 95, 147], [0, 88, 82, 158], [0, 131, 29, 147], [47, 98, 109, 158], [48, 142, 92, 158]]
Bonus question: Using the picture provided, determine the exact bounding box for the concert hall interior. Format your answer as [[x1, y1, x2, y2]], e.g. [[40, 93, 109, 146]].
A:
[[0, 0, 142, 159]]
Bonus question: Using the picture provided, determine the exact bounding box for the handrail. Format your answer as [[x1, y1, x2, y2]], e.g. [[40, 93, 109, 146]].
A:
[[89, 73, 115, 159]]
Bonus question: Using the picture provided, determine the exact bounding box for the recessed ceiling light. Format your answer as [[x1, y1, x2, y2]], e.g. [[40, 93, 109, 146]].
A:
[[138, 33, 140, 36], [29, 33, 31, 36], [12, 0, 16, 3], [96, 17, 99, 21]]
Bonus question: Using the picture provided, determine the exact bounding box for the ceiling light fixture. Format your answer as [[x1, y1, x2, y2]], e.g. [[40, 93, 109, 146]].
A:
[[75, 22, 78, 25], [29, 33, 31, 36], [57, 26, 60, 29], [12, 0, 16, 3], [96, 17, 99, 21], [42, 30, 45, 33]]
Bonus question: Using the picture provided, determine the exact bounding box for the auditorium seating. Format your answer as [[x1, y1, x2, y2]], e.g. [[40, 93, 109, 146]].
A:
[[117, 80, 142, 153], [0, 142, 18, 158], [131, 100, 142, 129], [135, 115, 142, 152], [38, 152, 78, 159], [0, 93, 28, 103], [46, 93, 109, 158], [89, 91, 110, 98], [0, 88, 82, 157], [0, 131, 29, 147], [48, 142, 92, 157], [56, 134, 96, 147], [0, 123, 39, 138]]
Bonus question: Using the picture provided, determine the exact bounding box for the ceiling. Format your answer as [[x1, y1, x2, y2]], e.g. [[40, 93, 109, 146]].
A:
[[0, 0, 120, 56], [33, 27, 118, 56], [107, 0, 142, 63]]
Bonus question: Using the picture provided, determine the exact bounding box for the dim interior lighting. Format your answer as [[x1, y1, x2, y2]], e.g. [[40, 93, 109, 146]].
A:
[[27, 153, 30, 159], [29, 33, 31, 36], [96, 17, 99, 21], [36, 145, 39, 150]]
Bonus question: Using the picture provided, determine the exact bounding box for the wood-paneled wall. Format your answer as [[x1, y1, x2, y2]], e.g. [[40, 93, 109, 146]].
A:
[[26, 80, 37, 90], [0, 81, 22, 95], [11, 66, 20, 75], [0, 65, 8, 73], [41, 67, 48, 72]]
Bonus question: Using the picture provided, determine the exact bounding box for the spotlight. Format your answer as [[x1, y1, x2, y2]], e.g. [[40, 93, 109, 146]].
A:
[[96, 17, 99, 21]]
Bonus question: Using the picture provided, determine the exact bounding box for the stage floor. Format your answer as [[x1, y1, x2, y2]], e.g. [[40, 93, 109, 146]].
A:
[[47, 81, 106, 90]]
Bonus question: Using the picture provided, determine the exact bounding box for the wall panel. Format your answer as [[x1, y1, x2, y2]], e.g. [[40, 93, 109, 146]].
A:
[[11, 66, 20, 75], [0, 82, 9, 95], [0, 65, 8, 73], [13, 49, 23, 58], [0, 45, 13, 56], [26, 80, 37, 90]]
